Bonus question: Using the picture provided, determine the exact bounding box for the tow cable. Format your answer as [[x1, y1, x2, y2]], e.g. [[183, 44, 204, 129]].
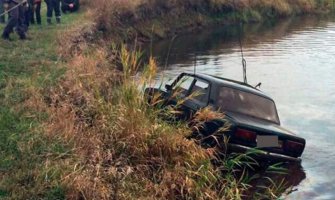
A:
[[233, 0, 248, 85]]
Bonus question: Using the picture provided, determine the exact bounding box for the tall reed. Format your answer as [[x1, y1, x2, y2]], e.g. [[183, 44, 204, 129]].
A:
[[45, 43, 292, 199]]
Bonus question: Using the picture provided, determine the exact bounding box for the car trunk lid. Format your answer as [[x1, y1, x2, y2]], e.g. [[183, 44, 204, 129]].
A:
[[225, 111, 305, 157]]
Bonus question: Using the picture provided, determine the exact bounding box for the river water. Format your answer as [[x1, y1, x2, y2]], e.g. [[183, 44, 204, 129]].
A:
[[149, 16, 335, 199]]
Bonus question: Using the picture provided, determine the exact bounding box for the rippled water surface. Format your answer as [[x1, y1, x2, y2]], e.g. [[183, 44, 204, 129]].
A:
[[149, 16, 335, 199]]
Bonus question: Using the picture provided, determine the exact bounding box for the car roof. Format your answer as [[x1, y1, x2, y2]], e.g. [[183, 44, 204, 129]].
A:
[[183, 72, 273, 100]]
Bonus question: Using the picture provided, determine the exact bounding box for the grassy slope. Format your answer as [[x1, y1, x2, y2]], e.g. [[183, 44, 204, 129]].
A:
[[0, 9, 85, 199], [0, 7, 225, 200], [0, 12, 228, 199], [0, 1, 312, 199]]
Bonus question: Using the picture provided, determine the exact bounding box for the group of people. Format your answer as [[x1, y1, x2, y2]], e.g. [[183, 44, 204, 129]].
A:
[[0, 0, 79, 40]]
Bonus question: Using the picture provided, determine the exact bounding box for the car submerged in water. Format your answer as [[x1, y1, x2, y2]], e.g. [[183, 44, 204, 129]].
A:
[[145, 73, 306, 162]]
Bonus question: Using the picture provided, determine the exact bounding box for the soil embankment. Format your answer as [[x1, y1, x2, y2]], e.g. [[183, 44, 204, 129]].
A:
[[92, 0, 334, 42]]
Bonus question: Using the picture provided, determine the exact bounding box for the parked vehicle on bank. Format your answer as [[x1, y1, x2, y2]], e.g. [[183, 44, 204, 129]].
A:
[[145, 73, 306, 162]]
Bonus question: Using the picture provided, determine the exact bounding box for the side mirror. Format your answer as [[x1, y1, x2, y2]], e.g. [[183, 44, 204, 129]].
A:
[[165, 84, 173, 91]]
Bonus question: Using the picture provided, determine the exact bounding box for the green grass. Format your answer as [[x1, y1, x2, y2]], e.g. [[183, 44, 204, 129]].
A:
[[0, 7, 84, 199]]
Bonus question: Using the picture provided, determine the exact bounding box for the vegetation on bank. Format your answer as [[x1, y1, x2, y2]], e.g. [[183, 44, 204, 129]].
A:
[[0, 15, 288, 198], [0, 10, 288, 199], [0, 0, 321, 199], [92, 0, 335, 41]]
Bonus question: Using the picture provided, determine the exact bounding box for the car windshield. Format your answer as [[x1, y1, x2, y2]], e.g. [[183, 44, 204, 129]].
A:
[[216, 86, 280, 124]]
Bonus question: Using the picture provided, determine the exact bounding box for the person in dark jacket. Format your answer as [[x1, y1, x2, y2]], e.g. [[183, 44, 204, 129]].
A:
[[61, 0, 78, 13], [1, 0, 27, 40], [45, 0, 60, 24], [0, 0, 6, 23], [30, 0, 41, 24]]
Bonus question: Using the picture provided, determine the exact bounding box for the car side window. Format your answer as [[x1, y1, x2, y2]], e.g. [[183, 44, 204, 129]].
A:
[[173, 75, 195, 97], [190, 79, 210, 105]]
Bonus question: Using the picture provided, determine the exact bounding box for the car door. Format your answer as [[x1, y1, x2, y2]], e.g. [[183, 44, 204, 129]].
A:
[[183, 77, 211, 117], [168, 74, 210, 119], [166, 74, 195, 117]]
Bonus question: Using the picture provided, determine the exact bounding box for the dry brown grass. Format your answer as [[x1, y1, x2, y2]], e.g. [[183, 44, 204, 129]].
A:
[[3, 1, 313, 198], [46, 40, 296, 198], [0, 2, 261, 199], [0, 5, 291, 199], [43, 46, 220, 199], [45, 36, 276, 198]]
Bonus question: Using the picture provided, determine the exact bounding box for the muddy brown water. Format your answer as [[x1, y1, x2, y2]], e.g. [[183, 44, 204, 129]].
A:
[[147, 15, 335, 199]]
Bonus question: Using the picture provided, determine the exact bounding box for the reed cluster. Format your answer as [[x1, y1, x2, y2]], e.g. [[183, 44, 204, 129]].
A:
[[46, 40, 290, 198]]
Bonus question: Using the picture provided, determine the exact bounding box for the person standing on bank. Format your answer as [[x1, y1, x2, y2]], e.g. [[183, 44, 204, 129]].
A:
[[24, 0, 32, 27], [1, 0, 27, 40], [30, 0, 41, 24], [45, 0, 60, 24]]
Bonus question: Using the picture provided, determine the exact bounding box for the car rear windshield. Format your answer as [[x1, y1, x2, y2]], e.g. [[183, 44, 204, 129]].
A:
[[216, 86, 280, 124]]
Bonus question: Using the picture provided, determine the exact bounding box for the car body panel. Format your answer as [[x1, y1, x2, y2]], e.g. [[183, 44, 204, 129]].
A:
[[225, 112, 296, 137]]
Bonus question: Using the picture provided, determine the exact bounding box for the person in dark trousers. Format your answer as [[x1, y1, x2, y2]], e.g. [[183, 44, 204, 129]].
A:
[[30, 0, 41, 24], [1, 0, 27, 40], [0, 0, 6, 23], [45, 0, 60, 24], [24, 0, 32, 28], [61, 0, 78, 13]]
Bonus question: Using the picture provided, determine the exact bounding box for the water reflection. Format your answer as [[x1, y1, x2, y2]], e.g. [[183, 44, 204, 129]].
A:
[[149, 16, 334, 71], [146, 15, 335, 199], [237, 162, 307, 199]]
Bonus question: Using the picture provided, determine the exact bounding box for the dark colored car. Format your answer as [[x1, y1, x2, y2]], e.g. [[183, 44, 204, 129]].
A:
[[145, 73, 306, 162]]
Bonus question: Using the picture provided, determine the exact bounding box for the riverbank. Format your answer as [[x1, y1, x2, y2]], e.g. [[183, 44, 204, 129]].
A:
[[92, 0, 335, 42], [0, 1, 331, 199], [0, 7, 275, 199]]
